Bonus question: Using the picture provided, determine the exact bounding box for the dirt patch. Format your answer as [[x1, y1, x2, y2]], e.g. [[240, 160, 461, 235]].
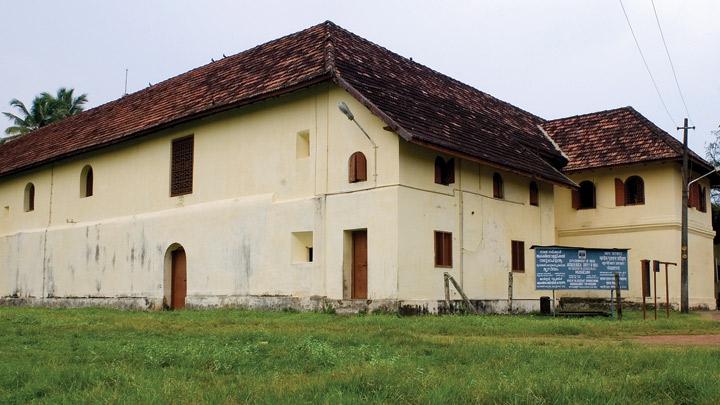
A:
[[635, 335, 720, 346]]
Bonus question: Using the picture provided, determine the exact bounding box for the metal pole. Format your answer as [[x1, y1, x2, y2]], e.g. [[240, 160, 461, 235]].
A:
[[678, 118, 694, 314], [642, 260, 649, 320], [653, 261, 658, 320], [552, 289, 556, 317], [615, 273, 622, 321], [665, 264, 670, 318]]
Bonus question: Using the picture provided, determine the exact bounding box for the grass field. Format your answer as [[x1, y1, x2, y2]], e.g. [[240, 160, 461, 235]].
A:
[[1, 307, 719, 404]]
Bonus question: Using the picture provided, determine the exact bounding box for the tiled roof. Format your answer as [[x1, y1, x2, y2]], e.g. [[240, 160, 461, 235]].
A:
[[543, 107, 713, 173], [0, 22, 573, 186]]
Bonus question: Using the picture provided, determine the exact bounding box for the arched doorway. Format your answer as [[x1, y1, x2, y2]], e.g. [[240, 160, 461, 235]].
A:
[[164, 244, 187, 309]]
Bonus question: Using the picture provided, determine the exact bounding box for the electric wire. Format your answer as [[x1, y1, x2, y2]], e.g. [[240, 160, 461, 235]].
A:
[[618, 0, 676, 126], [650, 0, 693, 123]]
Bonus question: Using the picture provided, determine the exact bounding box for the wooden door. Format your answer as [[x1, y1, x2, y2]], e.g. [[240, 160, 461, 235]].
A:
[[171, 248, 187, 309], [352, 230, 368, 299]]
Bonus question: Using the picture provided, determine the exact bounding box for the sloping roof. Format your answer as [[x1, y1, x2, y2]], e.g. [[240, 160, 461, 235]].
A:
[[0, 21, 574, 187], [543, 107, 714, 174]]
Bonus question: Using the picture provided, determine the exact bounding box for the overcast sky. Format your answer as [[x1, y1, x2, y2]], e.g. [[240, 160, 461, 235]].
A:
[[2, 0, 718, 154]]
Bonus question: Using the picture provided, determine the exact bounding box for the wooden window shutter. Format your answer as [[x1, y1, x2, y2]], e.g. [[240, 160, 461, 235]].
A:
[[435, 231, 452, 267], [571, 189, 580, 210], [511, 240, 525, 272], [357, 153, 367, 181], [688, 184, 696, 208], [171, 136, 194, 196], [443, 233, 452, 267], [700, 187, 707, 212], [349, 152, 368, 183], [445, 158, 455, 184], [349, 153, 357, 182], [493, 173, 504, 199], [529, 182, 539, 206], [614, 178, 625, 206], [434, 157, 444, 184], [636, 177, 645, 204]]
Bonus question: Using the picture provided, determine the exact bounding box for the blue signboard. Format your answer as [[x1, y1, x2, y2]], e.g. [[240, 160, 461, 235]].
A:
[[534, 246, 629, 290]]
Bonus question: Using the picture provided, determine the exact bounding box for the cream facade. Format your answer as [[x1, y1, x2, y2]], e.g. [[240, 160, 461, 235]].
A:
[[0, 84, 716, 311], [555, 162, 715, 308]]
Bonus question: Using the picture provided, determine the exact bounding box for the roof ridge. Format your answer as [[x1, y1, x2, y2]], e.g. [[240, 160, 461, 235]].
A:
[[324, 22, 548, 129], [546, 106, 634, 123]]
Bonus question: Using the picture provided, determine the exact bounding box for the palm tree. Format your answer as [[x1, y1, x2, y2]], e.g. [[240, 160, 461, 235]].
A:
[[2, 88, 88, 136]]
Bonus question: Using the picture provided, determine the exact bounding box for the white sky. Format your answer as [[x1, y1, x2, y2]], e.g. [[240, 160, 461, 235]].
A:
[[1, 0, 718, 155]]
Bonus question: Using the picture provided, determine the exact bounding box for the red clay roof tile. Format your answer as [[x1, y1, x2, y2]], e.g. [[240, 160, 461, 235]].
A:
[[0, 22, 574, 186]]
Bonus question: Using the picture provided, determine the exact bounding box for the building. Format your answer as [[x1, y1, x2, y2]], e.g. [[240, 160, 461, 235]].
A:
[[0, 22, 716, 312]]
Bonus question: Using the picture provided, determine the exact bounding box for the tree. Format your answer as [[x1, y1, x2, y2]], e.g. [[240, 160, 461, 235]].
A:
[[2, 88, 88, 136]]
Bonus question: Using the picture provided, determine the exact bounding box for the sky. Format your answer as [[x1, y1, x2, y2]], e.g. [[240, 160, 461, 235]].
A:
[[1, 0, 718, 155]]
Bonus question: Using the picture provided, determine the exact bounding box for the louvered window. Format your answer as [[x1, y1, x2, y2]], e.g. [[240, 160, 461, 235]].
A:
[[493, 173, 504, 199], [349, 151, 367, 183], [171, 136, 194, 197], [434, 231, 452, 267], [434, 156, 455, 185]]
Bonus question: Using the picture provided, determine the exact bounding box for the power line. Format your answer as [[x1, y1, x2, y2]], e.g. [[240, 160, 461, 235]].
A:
[[618, 0, 676, 126], [650, 0, 693, 123]]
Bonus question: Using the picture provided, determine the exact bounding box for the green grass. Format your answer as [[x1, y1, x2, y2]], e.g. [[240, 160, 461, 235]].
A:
[[1, 308, 719, 404]]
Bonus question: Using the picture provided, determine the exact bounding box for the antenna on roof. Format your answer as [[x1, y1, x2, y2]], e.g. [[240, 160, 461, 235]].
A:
[[211, 58, 215, 62], [123, 68, 129, 96], [223, 53, 227, 58]]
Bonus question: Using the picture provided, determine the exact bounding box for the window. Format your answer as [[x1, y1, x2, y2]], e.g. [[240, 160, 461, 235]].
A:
[[291, 231, 313, 263], [572, 180, 596, 210], [493, 173, 504, 199], [170, 136, 194, 197], [434, 156, 455, 185], [434, 231, 452, 267], [689, 183, 708, 213], [24, 183, 35, 212], [529, 181, 539, 206], [296, 130, 310, 158], [80, 165, 93, 198], [511, 240, 525, 272], [348, 151, 367, 183], [623, 176, 644, 205]]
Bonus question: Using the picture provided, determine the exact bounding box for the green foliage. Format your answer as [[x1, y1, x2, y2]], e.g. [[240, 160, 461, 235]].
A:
[[2, 88, 88, 136], [0, 308, 719, 403]]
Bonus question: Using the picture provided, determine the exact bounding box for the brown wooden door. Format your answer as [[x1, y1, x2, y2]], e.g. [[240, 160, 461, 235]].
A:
[[171, 248, 187, 309], [352, 230, 368, 299]]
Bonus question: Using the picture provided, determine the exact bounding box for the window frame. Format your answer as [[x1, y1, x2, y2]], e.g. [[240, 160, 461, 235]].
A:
[[529, 181, 539, 206], [80, 165, 94, 198], [493, 173, 504, 199], [511, 240, 525, 272], [170, 135, 194, 197], [624, 175, 645, 206], [24, 182, 35, 212], [434, 231, 453, 268], [573, 180, 596, 210], [348, 151, 368, 183], [434, 156, 455, 186]]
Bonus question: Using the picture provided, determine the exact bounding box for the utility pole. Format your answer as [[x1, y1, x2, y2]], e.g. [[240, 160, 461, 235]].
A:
[[678, 118, 694, 314]]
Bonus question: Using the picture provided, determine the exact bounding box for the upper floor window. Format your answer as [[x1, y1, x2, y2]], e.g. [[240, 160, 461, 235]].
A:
[[80, 165, 93, 198], [624, 176, 645, 205], [24, 183, 35, 212], [434, 156, 455, 185], [614, 176, 645, 206], [529, 181, 539, 206], [493, 173, 504, 199], [170, 135, 194, 197], [689, 183, 708, 213], [348, 151, 367, 183], [572, 180, 596, 210]]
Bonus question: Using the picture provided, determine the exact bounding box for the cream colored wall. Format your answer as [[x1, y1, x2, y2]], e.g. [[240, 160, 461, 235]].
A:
[[396, 142, 556, 302], [0, 83, 402, 303], [554, 162, 716, 308]]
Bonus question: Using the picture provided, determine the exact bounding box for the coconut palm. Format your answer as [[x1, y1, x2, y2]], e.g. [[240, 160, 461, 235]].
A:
[[2, 88, 88, 136]]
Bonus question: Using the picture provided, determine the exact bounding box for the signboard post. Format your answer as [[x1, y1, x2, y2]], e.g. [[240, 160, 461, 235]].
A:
[[533, 246, 629, 316]]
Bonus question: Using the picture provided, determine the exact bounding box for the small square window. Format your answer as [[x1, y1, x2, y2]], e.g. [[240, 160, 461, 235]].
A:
[[296, 130, 310, 158], [292, 231, 313, 263]]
